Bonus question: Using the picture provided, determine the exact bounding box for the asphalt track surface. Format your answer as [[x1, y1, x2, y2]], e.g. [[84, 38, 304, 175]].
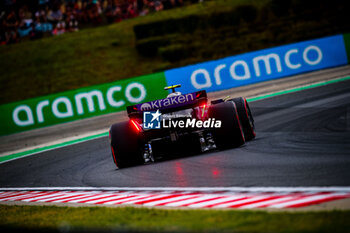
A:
[[0, 79, 350, 188]]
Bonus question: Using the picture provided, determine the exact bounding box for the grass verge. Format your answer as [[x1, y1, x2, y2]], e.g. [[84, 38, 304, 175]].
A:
[[0, 204, 350, 233]]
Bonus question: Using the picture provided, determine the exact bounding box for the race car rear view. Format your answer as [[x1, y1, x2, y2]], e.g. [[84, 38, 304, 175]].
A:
[[109, 84, 255, 168]]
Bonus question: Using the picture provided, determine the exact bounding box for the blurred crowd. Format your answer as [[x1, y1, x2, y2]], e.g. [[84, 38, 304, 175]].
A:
[[0, 0, 186, 45]]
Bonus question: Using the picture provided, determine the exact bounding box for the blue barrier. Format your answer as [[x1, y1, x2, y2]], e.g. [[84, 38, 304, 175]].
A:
[[164, 35, 348, 93]]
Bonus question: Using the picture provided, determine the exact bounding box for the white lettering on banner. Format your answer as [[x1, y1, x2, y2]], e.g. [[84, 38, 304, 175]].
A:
[[303, 45, 323, 65], [13, 105, 34, 126], [189, 45, 324, 90], [52, 97, 73, 118], [36, 100, 49, 123], [214, 64, 226, 85], [125, 82, 146, 103], [12, 83, 147, 127], [253, 53, 282, 77], [284, 49, 301, 69], [230, 60, 251, 80], [75, 90, 106, 115], [191, 69, 212, 89], [107, 86, 124, 107]]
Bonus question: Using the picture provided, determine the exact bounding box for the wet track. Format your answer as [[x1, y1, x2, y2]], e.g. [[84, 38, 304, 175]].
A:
[[1, 79, 350, 188]]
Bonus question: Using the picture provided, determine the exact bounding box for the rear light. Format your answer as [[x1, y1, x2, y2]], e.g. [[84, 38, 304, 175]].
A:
[[201, 104, 207, 118], [111, 146, 117, 165], [127, 105, 138, 115], [195, 90, 207, 99], [130, 119, 142, 132], [196, 104, 208, 120]]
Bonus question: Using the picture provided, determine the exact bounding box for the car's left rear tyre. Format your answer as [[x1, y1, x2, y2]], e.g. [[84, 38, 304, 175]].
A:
[[109, 121, 144, 169]]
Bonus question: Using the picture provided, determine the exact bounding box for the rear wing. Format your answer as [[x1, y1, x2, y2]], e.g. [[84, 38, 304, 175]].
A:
[[127, 90, 207, 118]]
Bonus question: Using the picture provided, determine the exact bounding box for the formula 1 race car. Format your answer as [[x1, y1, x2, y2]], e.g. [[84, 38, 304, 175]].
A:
[[109, 84, 255, 168]]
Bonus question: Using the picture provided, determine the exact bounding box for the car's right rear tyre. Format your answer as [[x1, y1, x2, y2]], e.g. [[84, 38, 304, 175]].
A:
[[109, 121, 144, 169], [208, 101, 245, 149], [230, 97, 256, 141]]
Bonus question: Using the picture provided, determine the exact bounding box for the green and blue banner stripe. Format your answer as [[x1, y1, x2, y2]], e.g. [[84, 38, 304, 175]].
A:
[[1, 34, 350, 136]]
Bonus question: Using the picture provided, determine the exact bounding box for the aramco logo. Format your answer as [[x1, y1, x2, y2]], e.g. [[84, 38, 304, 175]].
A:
[[12, 82, 146, 127]]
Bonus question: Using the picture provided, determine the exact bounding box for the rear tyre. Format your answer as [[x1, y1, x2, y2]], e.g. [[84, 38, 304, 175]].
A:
[[230, 97, 256, 141], [208, 101, 245, 149], [109, 121, 144, 169]]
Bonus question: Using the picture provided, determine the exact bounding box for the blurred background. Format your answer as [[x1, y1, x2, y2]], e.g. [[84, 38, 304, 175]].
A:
[[0, 0, 349, 105]]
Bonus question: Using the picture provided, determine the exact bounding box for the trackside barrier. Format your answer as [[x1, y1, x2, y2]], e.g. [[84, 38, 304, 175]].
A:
[[343, 33, 350, 61], [0, 73, 168, 136], [0, 34, 349, 136], [164, 34, 349, 93]]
